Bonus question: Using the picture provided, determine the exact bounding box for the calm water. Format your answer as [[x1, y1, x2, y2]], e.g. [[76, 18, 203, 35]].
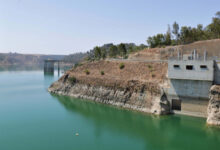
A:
[[0, 69, 220, 150]]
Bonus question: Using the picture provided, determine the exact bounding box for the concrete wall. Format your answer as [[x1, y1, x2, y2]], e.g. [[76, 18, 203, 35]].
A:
[[166, 94, 209, 117], [167, 59, 214, 117], [214, 61, 220, 85], [168, 79, 212, 99], [180, 98, 208, 117], [168, 60, 214, 81]]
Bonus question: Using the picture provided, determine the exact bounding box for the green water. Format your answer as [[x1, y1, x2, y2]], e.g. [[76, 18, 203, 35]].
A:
[[0, 69, 220, 150]]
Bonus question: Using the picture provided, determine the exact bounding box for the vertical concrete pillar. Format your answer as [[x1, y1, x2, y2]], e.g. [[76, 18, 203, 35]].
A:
[[44, 60, 55, 73], [58, 61, 60, 76], [204, 50, 207, 61], [193, 49, 197, 60], [177, 49, 180, 60]]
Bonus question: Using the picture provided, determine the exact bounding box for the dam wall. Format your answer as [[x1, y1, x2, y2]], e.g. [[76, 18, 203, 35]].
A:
[[167, 50, 218, 117]]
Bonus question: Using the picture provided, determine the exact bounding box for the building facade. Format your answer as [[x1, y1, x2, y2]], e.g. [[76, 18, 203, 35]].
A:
[[167, 50, 217, 117]]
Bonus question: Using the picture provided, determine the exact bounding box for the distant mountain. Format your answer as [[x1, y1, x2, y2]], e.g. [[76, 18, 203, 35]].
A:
[[0, 53, 66, 65], [62, 52, 87, 64]]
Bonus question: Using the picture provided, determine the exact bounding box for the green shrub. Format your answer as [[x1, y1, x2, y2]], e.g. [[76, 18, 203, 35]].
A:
[[74, 63, 82, 68], [119, 63, 125, 69], [68, 76, 77, 84], [151, 73, 156, 78], [147, 64, 152, 69], [147, 64, 154, 72], [100, 70, 105, 75], [85, 69, 90, 75]]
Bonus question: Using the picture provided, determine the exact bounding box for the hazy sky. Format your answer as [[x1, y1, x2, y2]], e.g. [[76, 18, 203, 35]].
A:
[[0, 0, 219, 55]]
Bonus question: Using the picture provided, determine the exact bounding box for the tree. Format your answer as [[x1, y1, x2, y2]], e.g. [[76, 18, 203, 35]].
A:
[[138, 44, 148, 50], [216, 11, 220, 19], [165, 25, 172, 45], [180, 26, 194, 44], [207, 12, 220, 39], [101, 48, 107, 59], [172, 21, 180, 41], [146, 11, 220, 47], [109, 45, 118, 58], [147, 36, 155, 48], [118, 43, 127, 57], [94, 46, 102, 59], [147, 34, 166, 48]]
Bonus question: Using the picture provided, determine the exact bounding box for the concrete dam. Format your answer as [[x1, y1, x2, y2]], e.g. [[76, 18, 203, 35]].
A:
[[166, 50, 220, 117]]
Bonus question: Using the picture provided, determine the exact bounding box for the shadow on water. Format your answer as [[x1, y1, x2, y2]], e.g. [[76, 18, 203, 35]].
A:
[[51, 94, 220, 150]]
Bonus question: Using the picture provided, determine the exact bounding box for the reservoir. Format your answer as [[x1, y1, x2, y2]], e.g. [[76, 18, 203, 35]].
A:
[[0, 68, 220, 150]]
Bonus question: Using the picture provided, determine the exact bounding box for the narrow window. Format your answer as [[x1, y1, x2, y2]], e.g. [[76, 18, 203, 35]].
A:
[[200, 65, 208, 70], [186, 65, 193, 70], [172, 99, 181, 111], [173, 65, 180, 69]]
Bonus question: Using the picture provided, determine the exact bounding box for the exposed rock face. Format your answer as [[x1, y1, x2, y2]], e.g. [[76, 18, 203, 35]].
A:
[[207, 85, 220, 125], [48, 74, 170, 115], [151, 92, 170, 115]]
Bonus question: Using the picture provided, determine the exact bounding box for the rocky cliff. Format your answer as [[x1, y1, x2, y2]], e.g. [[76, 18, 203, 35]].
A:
[[48, 61, 170, 115], [207, 85, 220, 125]]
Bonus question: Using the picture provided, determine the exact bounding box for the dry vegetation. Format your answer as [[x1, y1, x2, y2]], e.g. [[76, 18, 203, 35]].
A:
[[63, 60, 167, 92], [129, 39, 220, 60]]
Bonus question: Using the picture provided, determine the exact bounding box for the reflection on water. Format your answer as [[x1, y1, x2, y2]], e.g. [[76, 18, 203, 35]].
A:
[[44, 71, 54, 76], [52, 94, 220, 150], [0, 65, 43, 71], [0, 64, 71, 74]]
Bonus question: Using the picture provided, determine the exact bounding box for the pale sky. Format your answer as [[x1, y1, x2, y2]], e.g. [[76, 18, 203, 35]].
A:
[[0, 0, 219, 55]]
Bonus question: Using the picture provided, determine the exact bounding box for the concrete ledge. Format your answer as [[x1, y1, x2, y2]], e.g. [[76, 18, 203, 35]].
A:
[[173, 110, 206, 118]]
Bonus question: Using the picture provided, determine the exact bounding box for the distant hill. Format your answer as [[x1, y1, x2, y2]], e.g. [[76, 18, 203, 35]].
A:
[[62, 52, 87, 64], [0, 53, 66, 65]]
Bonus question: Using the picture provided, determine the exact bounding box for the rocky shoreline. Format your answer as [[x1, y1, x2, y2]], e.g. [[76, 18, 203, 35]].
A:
[[207, 85, 220, 126], [48, 73, 171, 116]]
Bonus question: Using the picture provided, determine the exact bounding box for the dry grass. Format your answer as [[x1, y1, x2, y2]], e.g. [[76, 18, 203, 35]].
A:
[[64, 60, 167, 92], [129, 39, 220, 60]]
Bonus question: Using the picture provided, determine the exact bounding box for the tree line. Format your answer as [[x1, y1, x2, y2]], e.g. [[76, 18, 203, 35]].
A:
[[147, 11, 220, 48], [86, 43, 148, 60]]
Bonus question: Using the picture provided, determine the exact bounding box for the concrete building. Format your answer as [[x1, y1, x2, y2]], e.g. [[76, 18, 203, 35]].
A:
[[44, 59, 60, 75], [167, 50, 218, 117]]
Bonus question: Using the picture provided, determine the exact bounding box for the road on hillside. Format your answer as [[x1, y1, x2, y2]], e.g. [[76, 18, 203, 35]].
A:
[[106, 58, 168, 63]]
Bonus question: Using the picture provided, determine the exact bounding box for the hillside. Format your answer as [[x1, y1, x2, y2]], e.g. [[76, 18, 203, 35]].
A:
[[67, 60, 167, 87], [129, 39, 220, 60]]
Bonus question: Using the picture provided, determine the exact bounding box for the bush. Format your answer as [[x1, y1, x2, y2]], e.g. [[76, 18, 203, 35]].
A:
[[74, 63, 82, 68], [85, 69, 90, 75], [147, 64, 154, 72], [119, 63, 125, 69], [100, 71, 105, 75], [147, 64, 152, 69], [151, 73, 156, 78], [68, 76, 77, 84]]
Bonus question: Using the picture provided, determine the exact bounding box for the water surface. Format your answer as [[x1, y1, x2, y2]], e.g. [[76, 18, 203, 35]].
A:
[[0, 69, 220, 150]]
